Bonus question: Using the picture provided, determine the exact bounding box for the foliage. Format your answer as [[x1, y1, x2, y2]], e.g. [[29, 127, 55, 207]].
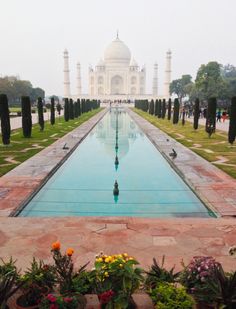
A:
[[167, 98, 171, 120], [205, 97, 217, 137], [0, 257, 23, 309], [157, 99, 162, 118], [0, 76, 44, 105], [19, 258, 56, 306], [162, 99, 166, 119], [69, 99, 74, 119], [228, 97, 236, 144], [173, 98, 180, 124], [195, 62, 228, 100], [37, 97, 44, 131], [193, 98, 200, 130], [56, 102, 62, 115], [154, 99, 158, 116], [64, 98, 69, 122], [39, 293, 86, 309], [145, 256, 180, 289], [0, 108, 102, 177], [149, 99, 154, 115], [21, 96, 32, 138], [133, 108, 236, 180], [170, 74, 193, 103], [0, 94, 11, 145], [150, 282, 195, 309], [201, 264, 236, 309], [50, 97, 55, 125], [51, 241, 89, 295], [179, 256, 221, 304], [94, 252, 144, 309]]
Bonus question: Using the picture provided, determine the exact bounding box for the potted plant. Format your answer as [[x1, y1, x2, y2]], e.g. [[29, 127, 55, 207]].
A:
[[149, 282, 195, 309], [50, 241, 87, 308], [179, 256, 220, 308], [0, 257, 23, 309], [94, 252, 144, 308], [145, 256, 180, 289], [202, 264, 236, 309], [16, 258, 56, 308]]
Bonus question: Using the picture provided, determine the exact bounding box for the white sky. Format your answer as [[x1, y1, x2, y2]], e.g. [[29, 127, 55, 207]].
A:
[[0, 0, 236, 96]]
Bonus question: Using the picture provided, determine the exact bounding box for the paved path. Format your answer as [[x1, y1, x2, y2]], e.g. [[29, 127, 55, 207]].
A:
[[0, 111, 63, 133], [187, 116, 229, 132], [0, 107, 235, 272]]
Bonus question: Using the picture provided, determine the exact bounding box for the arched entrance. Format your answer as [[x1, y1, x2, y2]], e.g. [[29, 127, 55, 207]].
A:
[[111, 75, 123, 94]]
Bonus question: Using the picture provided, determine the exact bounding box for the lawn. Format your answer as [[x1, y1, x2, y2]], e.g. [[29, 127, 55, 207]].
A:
[[0, 108, 102, 176], [133, 108, 236, 179]]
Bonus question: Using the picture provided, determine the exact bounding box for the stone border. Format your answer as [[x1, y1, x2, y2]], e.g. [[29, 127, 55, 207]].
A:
[[0, 109, 108, 217], [128, 108, 236, 217]]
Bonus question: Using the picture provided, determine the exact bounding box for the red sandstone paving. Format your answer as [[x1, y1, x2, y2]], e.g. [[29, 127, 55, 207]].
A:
[[0, 217, 236, 272]]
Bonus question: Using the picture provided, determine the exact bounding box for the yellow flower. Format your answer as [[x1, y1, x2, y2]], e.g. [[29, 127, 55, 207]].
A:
[[119, 264, 123, 268], [105, 257, 110, 263], [104, 272, 109, 277], [123, 253, 128, 257]]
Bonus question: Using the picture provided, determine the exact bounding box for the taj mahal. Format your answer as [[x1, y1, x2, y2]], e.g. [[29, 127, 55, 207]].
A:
[[63, 34, 172, 100]]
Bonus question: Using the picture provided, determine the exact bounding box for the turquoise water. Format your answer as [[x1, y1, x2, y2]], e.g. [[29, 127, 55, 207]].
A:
[[20, 108, 214, 217]]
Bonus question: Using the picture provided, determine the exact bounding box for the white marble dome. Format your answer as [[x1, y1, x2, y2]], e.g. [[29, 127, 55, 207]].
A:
[[104, 37, 131, 64]]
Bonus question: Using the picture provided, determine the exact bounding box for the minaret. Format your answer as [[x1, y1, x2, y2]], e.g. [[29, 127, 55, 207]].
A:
[[63, 49, 71, 98], [77, 62, 82, 97], [163, 50, 172, 99], [152, 62, 158, 96]]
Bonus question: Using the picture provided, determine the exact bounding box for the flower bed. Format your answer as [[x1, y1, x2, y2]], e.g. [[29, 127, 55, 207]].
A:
[[1, 242, 235, 309]]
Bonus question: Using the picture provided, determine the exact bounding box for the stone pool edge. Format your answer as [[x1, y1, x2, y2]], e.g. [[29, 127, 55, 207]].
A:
[[128, 108, 236, 217]]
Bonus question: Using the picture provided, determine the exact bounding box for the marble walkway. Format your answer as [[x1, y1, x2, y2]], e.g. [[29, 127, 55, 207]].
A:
[[0, 108, 235, 272]]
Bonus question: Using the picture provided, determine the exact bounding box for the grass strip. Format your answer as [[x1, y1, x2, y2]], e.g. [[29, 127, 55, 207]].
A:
[[133, 108, 236, 179]]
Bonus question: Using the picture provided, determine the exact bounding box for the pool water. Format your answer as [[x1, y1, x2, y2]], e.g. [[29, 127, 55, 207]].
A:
[[20, 108, 214, 217]]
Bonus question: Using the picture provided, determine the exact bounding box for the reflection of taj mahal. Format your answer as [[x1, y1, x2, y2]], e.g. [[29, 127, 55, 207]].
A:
[[63, 34, 172, 100]]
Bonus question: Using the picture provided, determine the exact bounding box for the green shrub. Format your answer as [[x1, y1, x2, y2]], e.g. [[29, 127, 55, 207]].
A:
[[150, 282, 194, 309]]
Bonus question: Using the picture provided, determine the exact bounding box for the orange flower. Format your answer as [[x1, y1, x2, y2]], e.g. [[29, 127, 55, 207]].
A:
[[66, 248, 74, 256], [52, 241, 61, 251]]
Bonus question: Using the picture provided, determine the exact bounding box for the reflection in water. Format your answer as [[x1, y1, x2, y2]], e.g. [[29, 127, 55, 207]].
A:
[[96, 108, 140, 159]]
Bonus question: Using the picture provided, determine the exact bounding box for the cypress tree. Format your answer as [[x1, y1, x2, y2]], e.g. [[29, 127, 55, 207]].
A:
[[37, 97, 44, 131], [157, 99, 162, 118], [50, 97, 55, 125], [161, 99, 166, 119], [173, 98, 180, 124], [78, 99, 81, 116], [64, 98, 69, 121], [167, 98, 172, 120], [74, 101, 78, 118], [149, 99, 154, 115], [205, 97, 216, 137], [154, 99, 158, 116], [228, 96, 236, 144], [182, 110, 185, 126], [21, 96, 32, 138], [69, 99, 74, 119], [193, 98, 200, 130], [0, 94, 11, 145]]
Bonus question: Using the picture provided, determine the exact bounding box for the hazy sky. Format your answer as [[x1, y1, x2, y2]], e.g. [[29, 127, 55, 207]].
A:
[[1, 0, 236, 96]]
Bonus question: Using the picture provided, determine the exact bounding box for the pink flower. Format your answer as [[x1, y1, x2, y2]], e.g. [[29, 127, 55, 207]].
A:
[[64, 297, 72, 303], [50, 304, 58, 309]]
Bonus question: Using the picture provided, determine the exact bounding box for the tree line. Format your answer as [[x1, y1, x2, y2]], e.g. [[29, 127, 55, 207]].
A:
[[170, 62, 236, 105], [0, 95, 100, 145], [0, 76, 45, 106], [135, 96, 236, 145]]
